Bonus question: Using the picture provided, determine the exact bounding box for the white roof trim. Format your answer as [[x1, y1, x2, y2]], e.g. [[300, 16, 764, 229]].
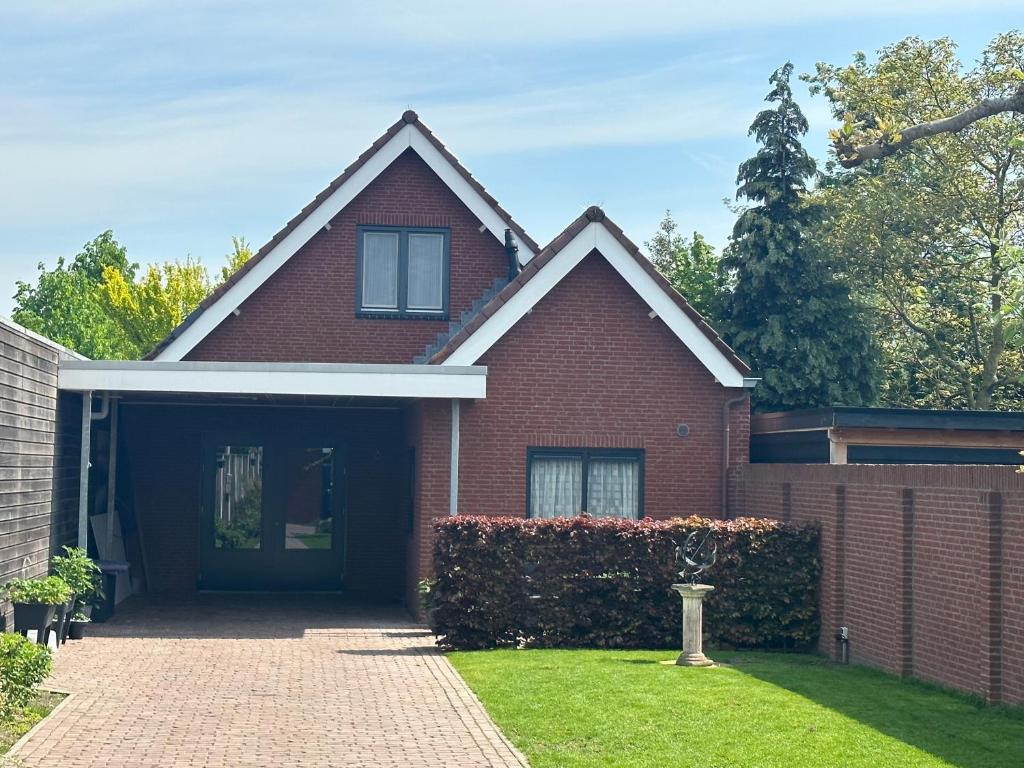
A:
[[155, 123, 535, 362], [1, 316, 88, 360], [59, 360, 487, 399], [442, 222, 748, 387]]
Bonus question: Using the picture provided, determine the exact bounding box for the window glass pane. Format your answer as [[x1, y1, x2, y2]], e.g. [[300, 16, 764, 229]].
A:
[[285, 447, 336, 550], [362, 232, 399, 308], [407, 233, 444, 310], [214, 445, 263, 549], [530, 456, 583, 518], [586, 458, 640, 519]]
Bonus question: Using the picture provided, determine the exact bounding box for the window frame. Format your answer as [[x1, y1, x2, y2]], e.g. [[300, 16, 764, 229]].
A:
[[525, 447, 645, 520], [355, 225, 450, 319]]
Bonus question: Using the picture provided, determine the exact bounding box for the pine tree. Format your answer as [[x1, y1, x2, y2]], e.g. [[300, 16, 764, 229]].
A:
[[722, 63, 880, 411]]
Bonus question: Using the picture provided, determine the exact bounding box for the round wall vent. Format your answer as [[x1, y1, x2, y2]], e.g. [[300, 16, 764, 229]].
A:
[[676, 424, 690, 437]]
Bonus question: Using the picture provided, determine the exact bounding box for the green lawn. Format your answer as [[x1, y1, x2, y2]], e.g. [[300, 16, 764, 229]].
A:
[[1, 691, 64, 755], [448, 650, 1024, 768]]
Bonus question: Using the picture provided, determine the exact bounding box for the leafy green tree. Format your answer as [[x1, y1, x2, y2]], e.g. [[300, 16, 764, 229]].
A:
[[808, 34, 1024, 409], [99, 259, 211, 356], [13, 233, 253, 360], [646, 212, 728, 323], [722, 63, 880, 411], [220, 236, 253, 283], [13, 231, 136, 359]]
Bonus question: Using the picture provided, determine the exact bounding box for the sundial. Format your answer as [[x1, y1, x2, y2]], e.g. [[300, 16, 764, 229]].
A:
[[675, 529, 717, 584], [670, 530, 718, 667]]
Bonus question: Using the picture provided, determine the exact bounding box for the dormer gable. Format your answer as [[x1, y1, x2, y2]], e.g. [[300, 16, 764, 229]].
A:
[[150, 111, 537, 363]]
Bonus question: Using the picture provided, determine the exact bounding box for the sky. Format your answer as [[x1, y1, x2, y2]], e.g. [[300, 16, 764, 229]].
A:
[[0, 1, 1018, 315]]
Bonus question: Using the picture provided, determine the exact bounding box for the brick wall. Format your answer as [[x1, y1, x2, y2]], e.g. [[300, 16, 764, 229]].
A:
[[733, 463, 1024, 704], [405, 399, 451, 609], [0, 318, 81, 629], [454, 251, 750, 523], [186, 148, 508, 364]]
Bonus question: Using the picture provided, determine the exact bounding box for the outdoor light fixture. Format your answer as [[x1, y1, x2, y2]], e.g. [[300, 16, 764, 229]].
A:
[[677, 424, 690, 437]]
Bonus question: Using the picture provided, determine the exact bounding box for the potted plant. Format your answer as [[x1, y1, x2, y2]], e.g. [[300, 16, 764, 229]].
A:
[[4, 576, 72, 644], [68, 611, 91, 640], [50, 546, 101, 643]]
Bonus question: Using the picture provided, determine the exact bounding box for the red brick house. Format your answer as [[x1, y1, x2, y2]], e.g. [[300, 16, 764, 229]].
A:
[[58, 111, 756, 606]]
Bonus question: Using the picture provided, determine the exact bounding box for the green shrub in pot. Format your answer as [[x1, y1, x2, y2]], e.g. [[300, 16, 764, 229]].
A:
[[68, 612, 91, 641], [51, 547, 102, 641], [5, 577, 71, 606], [50, 547, 101, 606], [4, 577, 72, 642]]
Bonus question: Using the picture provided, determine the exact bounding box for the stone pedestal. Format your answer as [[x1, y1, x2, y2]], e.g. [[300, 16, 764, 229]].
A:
[[672, 583, 715, 667]]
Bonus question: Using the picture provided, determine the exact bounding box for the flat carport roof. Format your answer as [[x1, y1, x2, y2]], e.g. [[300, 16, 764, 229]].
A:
[[58, 360, 487, 400]]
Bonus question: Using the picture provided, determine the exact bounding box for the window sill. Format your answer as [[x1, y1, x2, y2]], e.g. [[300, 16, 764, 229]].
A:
[[355, 310, 449, 321]]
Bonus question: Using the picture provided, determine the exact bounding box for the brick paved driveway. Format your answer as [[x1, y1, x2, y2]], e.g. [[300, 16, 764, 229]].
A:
[[11, 596, 527, 768]]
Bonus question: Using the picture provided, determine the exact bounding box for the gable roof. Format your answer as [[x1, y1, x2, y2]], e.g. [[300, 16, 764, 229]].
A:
[[149, 110, 539, 361], [432, 206, 752, 387]]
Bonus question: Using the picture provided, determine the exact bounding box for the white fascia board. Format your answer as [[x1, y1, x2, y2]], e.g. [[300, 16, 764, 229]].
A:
[[408, 130, 536, 262], [58, 361, 487, 399], [442, 223, 747, 387], [592, 227, 746, 387], [156, 124, 530, 361], [443, 223, 600, 366]]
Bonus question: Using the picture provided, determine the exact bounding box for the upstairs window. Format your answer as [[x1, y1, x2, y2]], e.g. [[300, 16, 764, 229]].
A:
[[357, 226, 449, 317], [527, 448, 644, 520]]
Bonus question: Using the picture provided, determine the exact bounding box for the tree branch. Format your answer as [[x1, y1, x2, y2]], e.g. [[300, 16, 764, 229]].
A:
[[836, 84, 1024, 168]]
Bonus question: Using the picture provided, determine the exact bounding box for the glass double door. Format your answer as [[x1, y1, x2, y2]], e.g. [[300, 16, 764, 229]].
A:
[[200, 432, 345, 590]]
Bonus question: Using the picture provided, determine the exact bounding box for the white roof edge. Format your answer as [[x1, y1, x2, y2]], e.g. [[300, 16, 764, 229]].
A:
[[442, 221, 748, 388], [155, 122, 534, 362], [61, 360, 485, 375], [58, 360, 487, 399], [1, 315, 88, 360]]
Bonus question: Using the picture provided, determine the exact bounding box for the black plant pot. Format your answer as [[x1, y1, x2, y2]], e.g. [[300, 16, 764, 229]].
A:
[[53, 597, 75, 646], [68, 620, 88, 641], [13, 603, 57, 644]]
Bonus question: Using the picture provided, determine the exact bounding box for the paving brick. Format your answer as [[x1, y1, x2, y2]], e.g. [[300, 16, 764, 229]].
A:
[[12, 595, 528, 768]]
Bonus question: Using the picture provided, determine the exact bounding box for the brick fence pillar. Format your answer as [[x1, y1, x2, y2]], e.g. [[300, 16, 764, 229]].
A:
[[985, 491, 1004, 704], [832, 484, 847, 660], [900, 488, 914, 679]]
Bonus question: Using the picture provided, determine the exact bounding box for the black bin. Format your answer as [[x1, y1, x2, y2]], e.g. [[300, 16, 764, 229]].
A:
[[92, 560, 130, 623]]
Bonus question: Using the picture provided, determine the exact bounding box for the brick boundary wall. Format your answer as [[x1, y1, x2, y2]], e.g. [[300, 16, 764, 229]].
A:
[[731, 463, 1024, 705], [0, 318, 82, 630]]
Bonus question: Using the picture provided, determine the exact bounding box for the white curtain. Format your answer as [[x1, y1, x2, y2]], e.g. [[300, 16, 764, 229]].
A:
[[586, 459, 639, 519], [362, 232, 399, 308], [530, 456, 583, 518], [407, 233, 444, 310]]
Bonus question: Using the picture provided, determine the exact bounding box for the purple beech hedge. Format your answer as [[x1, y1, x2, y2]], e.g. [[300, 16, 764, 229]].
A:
[[427, 515, 821, 651]]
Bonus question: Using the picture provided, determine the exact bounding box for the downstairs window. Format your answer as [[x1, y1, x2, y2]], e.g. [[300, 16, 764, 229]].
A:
[[527, 448, 643, 520]]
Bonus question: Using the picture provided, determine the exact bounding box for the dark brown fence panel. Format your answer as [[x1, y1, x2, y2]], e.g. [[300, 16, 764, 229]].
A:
[[0, 318, 81, 629]]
